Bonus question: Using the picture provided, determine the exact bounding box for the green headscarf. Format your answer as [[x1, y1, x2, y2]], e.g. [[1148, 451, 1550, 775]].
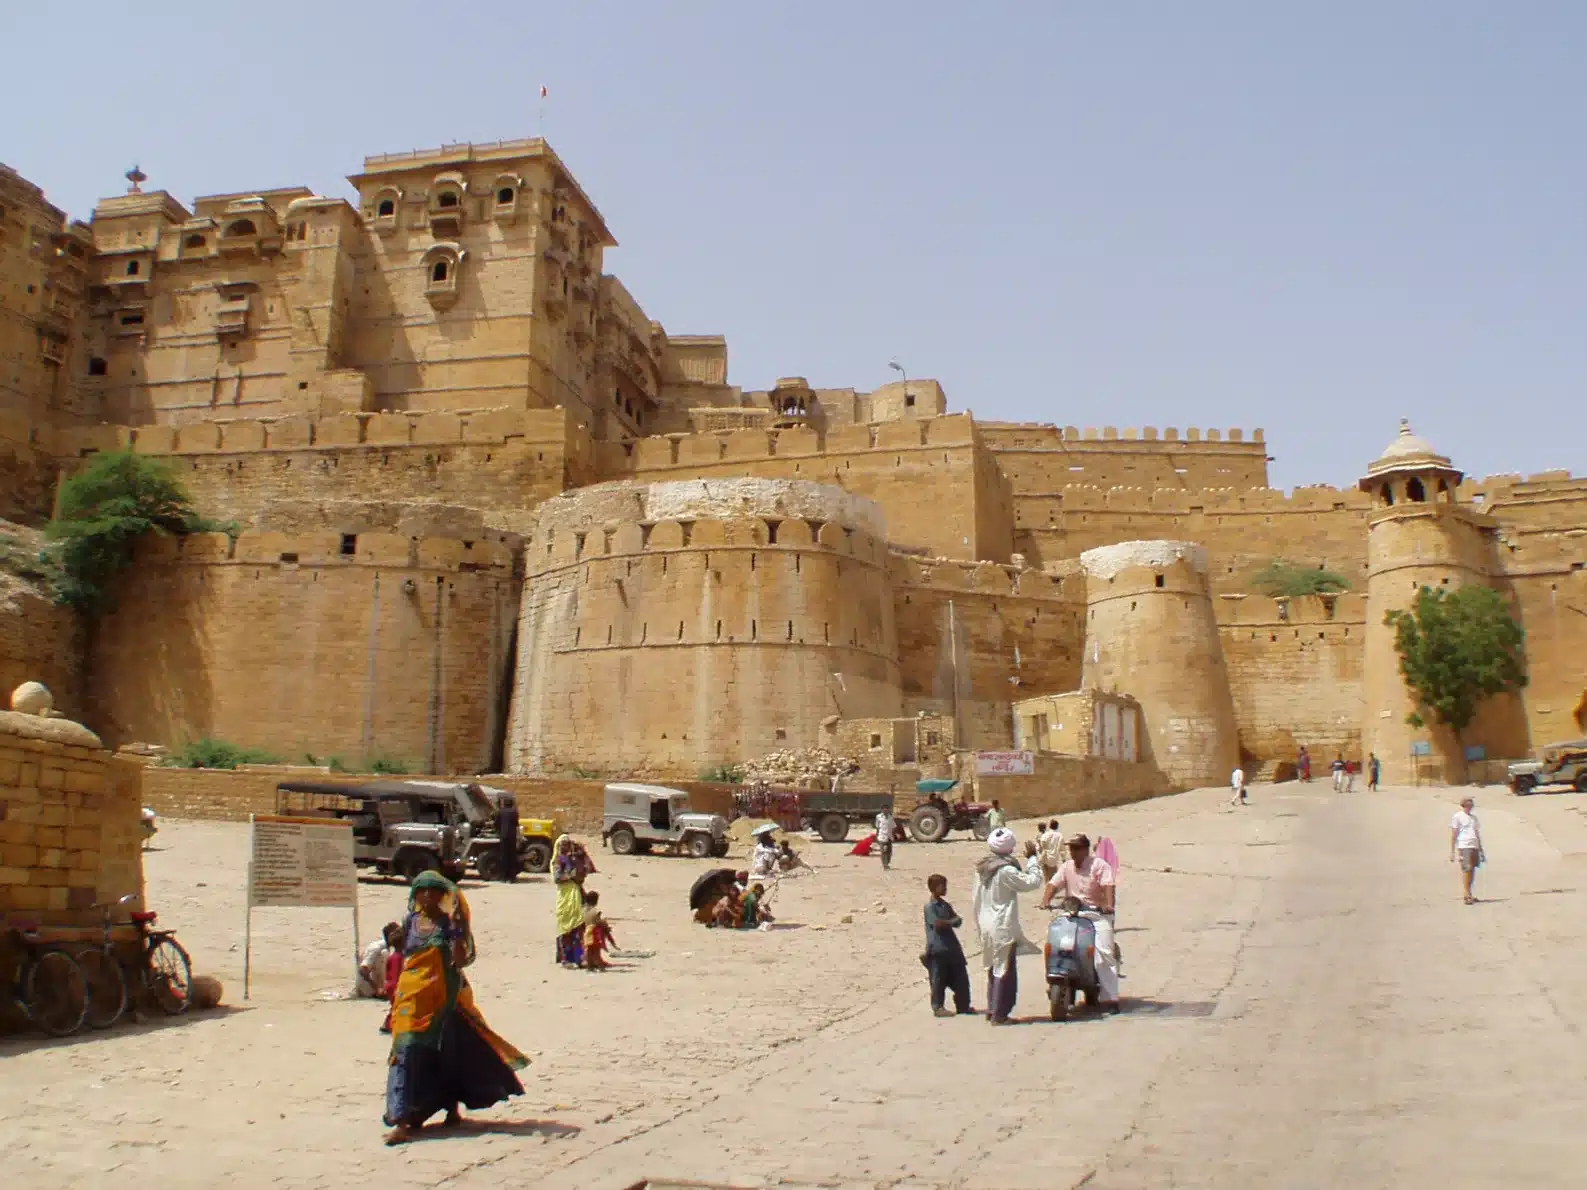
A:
[[407, 869, 458, 911]]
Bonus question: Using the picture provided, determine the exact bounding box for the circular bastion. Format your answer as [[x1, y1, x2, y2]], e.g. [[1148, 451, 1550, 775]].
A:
[[505, 478, 903, 777], [1079, 540, 1239, 788]]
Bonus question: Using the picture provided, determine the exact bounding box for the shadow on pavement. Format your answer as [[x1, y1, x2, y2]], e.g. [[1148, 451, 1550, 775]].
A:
[[407, 1117, 582, 1143]]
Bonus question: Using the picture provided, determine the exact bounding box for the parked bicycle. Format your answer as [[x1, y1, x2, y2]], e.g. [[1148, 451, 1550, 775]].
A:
[[75, 893, 193, 1027], [3, 919, 88, 1037]]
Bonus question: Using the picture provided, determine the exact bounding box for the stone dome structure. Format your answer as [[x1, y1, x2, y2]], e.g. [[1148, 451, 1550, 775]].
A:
[[1363, 419, 1456, 478]]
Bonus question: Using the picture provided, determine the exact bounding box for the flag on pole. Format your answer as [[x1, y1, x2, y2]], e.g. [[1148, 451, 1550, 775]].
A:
[[540, 85, 548, 98]]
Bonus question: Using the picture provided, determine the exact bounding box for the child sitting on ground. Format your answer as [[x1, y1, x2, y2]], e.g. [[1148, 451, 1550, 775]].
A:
[[582, 889, 616, 970]]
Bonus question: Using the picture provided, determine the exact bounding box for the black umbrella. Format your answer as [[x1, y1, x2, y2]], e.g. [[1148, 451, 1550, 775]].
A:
[[689, 867, 738, 911]]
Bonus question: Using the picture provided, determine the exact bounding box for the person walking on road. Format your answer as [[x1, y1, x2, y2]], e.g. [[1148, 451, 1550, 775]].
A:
[[1368, 753, 1381, 791], [1038, 819, 1065, 884], [1450, 796, 1486, 905], [1331, 755, 1347, 792], [875, 810, 895, 871], [985, 801, 1007, 831], [1230, 766, 1247, 807], [1298, 746, 1312, 783], [923, 874, 973, 1017], [972, 829, 1043, 1025]]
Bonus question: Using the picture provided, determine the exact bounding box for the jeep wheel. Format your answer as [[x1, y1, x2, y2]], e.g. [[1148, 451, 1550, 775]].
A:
[[474, 850, 501, 881], [910, 805, 948, 844], [685, 832, 713, 860], [395, 848, 439, 883], [441, 862, 467, 883], [609, 825, 637, 856], [1513, 775, 1537, 796], [521, 841, 553, 873], [817, 813, 849, 843], [1575, 773, 1587, 794], [711, 838, 731, 858]]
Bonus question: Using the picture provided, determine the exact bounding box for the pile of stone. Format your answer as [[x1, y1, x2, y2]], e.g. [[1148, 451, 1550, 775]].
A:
[[740, 746, 858, 787]]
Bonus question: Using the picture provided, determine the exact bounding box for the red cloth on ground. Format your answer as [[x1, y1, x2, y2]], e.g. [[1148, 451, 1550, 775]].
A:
[[849, 833, 877, 857]]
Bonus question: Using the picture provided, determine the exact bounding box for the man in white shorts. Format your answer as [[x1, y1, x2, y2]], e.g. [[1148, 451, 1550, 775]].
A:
[[1450, 795, 1484, 904]]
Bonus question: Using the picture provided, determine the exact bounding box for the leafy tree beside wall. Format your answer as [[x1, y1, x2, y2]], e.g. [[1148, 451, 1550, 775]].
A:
[[1251, 557, 1352, 598], [46, 451, 230, 612], [1385, 585, 1527, 743]]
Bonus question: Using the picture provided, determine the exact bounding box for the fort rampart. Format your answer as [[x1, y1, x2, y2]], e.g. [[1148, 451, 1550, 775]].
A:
[[88, 528, 519, 774]]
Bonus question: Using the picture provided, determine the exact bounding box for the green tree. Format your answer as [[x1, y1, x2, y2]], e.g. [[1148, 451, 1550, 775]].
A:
[[46, 451, 229, 612], [1251, 557, 1352, 598], [1384, 585, 1527, 741]]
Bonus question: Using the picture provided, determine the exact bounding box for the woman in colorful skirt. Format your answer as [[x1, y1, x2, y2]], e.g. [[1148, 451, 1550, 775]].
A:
[[552, 835, 594, 966], [384, 871, 528, 1146]]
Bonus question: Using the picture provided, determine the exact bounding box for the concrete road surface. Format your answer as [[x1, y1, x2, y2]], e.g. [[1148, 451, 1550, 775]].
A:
[[3, 781, 1585, 1189]]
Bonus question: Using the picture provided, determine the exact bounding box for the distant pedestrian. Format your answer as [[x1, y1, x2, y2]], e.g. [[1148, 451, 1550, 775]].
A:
[[1331, 755, 1346, 792], [1345, 761, 1357, 793], [1368, 753, 1381, 791], [1038, 819, 1065, 884], [985, 800, 1007, 831], [1229, 766, 1247, 807], [1298, 746, 1312, 783], [875, 810, 895, 871], [494, 793, 520, 883], [923, 874, 972, 1017], [1450, 796, 1485, 905]]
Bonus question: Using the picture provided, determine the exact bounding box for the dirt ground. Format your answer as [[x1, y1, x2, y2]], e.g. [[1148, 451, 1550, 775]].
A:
[[5, 781, 1587, 1189]]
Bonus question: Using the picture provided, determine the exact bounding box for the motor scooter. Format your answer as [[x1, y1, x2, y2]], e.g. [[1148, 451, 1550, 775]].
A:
[[1044, 897, 1106, 1021]]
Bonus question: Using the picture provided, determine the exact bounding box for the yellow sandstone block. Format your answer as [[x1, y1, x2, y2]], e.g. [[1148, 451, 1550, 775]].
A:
[[2, 844, 38, 867], [62, 770, 107, 795], [0, 866, 30, 885], [64, 827, 97, 850], [39, 767, 66, 790], [8, 886, 47, 911]]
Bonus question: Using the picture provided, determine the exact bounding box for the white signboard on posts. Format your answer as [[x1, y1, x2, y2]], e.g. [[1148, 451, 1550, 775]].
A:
[[245, 814, 359, 999], [975, 750, 1035, 776]]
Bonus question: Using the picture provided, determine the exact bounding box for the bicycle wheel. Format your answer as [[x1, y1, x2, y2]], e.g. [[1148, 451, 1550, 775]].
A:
[[143, 936, 192, 1015], [23, 948, 88, 1037], [76, 947, 128, 1029]]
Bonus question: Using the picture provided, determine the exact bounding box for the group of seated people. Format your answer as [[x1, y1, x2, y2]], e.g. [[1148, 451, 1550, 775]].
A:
[[695, 871, 777, 929]]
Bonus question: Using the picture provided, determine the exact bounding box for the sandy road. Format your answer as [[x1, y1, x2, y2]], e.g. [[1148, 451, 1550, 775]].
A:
[[3, 781, 1585, 1189]]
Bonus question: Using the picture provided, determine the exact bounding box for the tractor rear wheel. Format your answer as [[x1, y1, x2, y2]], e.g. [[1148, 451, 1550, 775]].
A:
[[910, 805, 948, 843], [818, 814, 849, 843]]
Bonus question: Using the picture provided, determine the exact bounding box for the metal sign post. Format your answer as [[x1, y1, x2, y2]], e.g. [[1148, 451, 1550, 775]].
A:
[[244, 814, 359, 1001]]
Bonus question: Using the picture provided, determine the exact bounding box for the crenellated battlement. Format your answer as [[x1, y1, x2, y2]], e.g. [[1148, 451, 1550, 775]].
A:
[[525, 513, 892, 575], [131, 529, 518, 573], [1011, 482, 1373, 516], [978, 423, 1266, 447], [50, 406, 584, 458], [1214, 590, 1368, 626], [887, 552, 1077, 601]]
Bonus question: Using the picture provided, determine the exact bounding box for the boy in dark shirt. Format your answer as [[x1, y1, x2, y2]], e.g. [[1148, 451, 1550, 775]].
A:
[[924, 873, 972, 1017]]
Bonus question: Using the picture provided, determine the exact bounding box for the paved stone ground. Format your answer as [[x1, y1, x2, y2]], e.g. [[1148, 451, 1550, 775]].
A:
[[4, 781, 1586, 1189]]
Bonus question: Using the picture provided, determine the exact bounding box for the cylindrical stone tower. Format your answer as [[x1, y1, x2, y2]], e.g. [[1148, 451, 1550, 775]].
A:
[[1359, 420, 1502, 784], [1079, 540, 1239, 789], [506, 478, 903, 777]]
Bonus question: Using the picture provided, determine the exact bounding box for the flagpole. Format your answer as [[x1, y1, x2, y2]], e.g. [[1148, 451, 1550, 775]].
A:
[[539, 85, 548, 137]]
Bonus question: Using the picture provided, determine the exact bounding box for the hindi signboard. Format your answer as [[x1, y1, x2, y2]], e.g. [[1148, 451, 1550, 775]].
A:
[[245, 814, 359, 999], [975, 750, 1035, 776]]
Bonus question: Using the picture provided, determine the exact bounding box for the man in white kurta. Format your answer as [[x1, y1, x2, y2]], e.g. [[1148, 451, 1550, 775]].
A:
[[971, 827, 1045, 1023]]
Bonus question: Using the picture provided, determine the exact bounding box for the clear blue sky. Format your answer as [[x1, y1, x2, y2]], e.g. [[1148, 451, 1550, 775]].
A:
[[5, 2, 1582, 490]]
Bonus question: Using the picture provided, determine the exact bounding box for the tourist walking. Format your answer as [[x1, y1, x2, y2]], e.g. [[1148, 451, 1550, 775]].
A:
[[971, 828, 1043, 1025], [875, 810, 895, 870], [985, 800, 1007, 831], [1368, 753, 1381, 791], [1298, 746, 1312, 783], [924, 873, 972, 1017], [383, 871, 527, 1146], [1331, 755, 1346, 792], [552, 835, 594, 966], [1229, 766, 1247, 807], [1345, 760, 1357, 793], [1450, 796, 1486, 905]]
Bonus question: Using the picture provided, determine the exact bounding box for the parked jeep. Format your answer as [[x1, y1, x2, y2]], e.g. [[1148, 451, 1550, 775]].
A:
[[1509, 739, 1587, 795], [601, 782, 730, 858], [472, 787, 558, 878], [276, 779, 493, 882]]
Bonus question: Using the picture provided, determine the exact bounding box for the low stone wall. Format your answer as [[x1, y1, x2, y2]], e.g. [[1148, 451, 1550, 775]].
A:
[[0, 710, 143, 926], [968, 754, 1172, 820], [135, 767, 746, 835]]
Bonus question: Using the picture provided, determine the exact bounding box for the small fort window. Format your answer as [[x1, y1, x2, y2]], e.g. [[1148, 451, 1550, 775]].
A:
[[1381, 483, 1395, 506], [184, 234, 206, 250], [223, 219, 257, 238], [1154, 573, 1165, 588], [1406, 477, 1426, 503], [377, 198, 395, 217], [436, 191, 459, 209], [431, 260, 449, 283], [340, 534, 358, 557], [125, 260, 140, 276], [87, 357, 107, 376], [497, 187, 514, 205]]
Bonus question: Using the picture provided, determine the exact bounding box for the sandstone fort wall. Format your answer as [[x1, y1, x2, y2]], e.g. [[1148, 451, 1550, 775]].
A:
[[507, 481, 901, 778], [87, 530, 519, 773], [980, 423, 1270, 491], [0, 410, 57, 523]]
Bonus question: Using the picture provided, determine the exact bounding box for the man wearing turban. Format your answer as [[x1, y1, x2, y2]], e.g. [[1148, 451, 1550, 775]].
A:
[[971, 827, 1044, 1024]]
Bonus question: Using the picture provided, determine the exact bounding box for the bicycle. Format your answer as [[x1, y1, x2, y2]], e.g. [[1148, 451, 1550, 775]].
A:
[[75, 893, 192, 1025], [3, 919, 88, 1037]]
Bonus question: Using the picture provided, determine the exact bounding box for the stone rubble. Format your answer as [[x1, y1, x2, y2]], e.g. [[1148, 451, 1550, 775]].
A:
[[738, 746, 859, 787]]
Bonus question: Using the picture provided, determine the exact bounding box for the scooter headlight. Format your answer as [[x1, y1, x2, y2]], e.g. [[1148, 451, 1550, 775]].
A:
[[1057, 937, 1076, 954]]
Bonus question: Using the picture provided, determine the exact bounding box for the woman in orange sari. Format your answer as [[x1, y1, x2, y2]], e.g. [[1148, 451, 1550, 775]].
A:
[[384, 871, 528, 1145]]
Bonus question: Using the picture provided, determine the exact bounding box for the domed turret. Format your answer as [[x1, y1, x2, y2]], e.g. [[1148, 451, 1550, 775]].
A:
[[1359, 419, 1462, 507]]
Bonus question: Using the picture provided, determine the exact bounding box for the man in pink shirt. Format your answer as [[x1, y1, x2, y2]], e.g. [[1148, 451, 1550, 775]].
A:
[[1039, 834, 1119, 1011]]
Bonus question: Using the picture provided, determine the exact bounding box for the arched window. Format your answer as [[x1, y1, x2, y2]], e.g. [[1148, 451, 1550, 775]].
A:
[[224, 219, 257, 237], [377, 198, 395, 217], [431, 260, 449, 283], [184, 234, 206, 250], [125, 259, 140, 276], [1406, 476, 1426, 503], [496, 187, 514, 205], [436, 191, 459, 209], [1381, 483, 1395, 506]]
